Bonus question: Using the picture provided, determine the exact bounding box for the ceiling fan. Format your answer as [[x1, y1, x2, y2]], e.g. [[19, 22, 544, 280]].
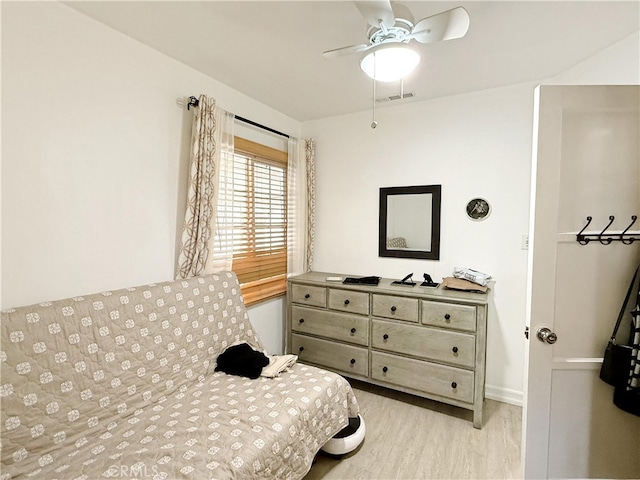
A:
[[324, 1, 470, 82]]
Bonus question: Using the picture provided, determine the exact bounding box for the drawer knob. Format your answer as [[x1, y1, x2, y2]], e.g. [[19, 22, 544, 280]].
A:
[[390, 306, 397, 312], [444, 313, 451, 321], [452, 346, 458, 353], [344, 299, 350, 305], [451, 382, 457, 389], [350, 328, 356, 334], [299, 318, 305, 324], [382, 366, 388, 373], [350, 358, 356, 365], [298, 346, 304, 352], [383, 334, 389, 340], [304, 293, 310, 299]]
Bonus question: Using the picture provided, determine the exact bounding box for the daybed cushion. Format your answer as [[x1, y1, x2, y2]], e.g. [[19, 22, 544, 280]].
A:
[[0, 272, 359, 480]]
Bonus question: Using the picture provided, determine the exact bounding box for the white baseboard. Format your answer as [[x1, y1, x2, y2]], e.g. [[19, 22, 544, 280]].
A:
[[485, 384, 523, 406]]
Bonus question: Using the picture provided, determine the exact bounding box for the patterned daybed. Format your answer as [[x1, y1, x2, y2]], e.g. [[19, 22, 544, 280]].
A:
[[0, 272, 359, 479]]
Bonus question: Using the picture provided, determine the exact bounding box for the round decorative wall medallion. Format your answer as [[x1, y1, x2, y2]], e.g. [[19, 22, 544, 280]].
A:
[[466, 198, 491, 221]]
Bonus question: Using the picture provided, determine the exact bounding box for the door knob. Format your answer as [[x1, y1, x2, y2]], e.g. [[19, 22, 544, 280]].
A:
[[536, 327, 558, 344]]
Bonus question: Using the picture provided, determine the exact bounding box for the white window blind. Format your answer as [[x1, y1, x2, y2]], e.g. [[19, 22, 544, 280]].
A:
[[221, 137, 288, 305]]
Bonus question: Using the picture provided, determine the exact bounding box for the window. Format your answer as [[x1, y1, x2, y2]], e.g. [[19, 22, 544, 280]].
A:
[[218, 137, 288, 305]]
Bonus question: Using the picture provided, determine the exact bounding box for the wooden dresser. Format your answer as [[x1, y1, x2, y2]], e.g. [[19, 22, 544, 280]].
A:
[[286, 272, 488, 428]]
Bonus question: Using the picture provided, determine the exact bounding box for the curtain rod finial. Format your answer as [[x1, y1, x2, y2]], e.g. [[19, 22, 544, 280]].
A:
[[187, 96, 199, 110]]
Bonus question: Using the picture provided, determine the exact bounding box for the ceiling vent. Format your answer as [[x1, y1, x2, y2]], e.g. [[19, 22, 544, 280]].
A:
[[376, 92, 414, 103]]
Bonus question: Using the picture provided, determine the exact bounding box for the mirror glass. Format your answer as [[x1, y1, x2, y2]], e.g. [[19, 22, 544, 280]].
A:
[[379, 185, 441, 260]]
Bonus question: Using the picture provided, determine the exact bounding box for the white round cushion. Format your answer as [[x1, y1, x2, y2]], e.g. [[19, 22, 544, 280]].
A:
[[320, 414, 366, 455]]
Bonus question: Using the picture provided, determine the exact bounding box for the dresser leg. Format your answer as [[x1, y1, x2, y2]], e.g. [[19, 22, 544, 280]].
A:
[[473, 404, 483, 429]]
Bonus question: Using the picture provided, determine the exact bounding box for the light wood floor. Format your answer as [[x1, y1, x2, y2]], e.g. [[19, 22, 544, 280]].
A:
[[305, 380, 522, 480]]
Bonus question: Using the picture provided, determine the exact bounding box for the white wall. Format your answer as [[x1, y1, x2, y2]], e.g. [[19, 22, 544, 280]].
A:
[[1, 2, 299, 354], [548, 31, 640, 85], [302, 83, 536, 403]]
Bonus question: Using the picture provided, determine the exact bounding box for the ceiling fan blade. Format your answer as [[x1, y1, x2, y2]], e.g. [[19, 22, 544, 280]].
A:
[[323, 43, 372, 58], [410, 7, 470, 45], [355, 1, 396, 28]]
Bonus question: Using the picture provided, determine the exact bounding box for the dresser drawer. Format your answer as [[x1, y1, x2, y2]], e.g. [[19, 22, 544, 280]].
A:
[[421, 300, 477, 332], [292, 334, 369, 377], [291, 306, 369, 346], [328, 289, 370, 315], [371, 352, 474, 403], [372, 294, 419, 322], [371, 319, 475, 368], [290, 284, 326, 307]]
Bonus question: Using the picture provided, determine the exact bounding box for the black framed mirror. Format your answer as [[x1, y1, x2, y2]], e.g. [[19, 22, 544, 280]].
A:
[[379, 185, 441, 260]]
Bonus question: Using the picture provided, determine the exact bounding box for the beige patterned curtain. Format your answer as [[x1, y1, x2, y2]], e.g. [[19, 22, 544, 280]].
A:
[[305, 139, 316, 270], [176, 95, 234, 279], [287, 137, 315, 276]]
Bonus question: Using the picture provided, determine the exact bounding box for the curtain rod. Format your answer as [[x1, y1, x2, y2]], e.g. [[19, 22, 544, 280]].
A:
[[187, 96, 290, 139]]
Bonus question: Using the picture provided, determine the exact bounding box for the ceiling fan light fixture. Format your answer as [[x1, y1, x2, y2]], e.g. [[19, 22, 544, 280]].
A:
[[360, 44, 420, 82]]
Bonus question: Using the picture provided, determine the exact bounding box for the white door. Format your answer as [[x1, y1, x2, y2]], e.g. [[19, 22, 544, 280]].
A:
[[523, 85, 640, 479]]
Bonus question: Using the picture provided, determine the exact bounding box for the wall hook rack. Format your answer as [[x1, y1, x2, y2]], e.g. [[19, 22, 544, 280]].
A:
[[576, 215, 638, 245]]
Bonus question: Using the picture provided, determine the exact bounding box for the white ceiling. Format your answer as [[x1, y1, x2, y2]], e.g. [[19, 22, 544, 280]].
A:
[[65, 1, 639, 122]]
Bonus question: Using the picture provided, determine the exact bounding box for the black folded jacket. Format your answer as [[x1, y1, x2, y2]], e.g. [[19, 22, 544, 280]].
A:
[[214, 342, 269, 379]]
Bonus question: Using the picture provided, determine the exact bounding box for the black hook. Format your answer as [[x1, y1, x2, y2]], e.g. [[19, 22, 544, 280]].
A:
[[598, 215, 615, 245], [620, 215, 638, 245], [576, 216, 593, 245], [187, 96, 199, 110]]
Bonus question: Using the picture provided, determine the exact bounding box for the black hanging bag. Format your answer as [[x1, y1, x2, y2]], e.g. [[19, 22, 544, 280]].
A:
[[600, 342, 634, 386], [613, 379, 640, 417], [612, 296, 640, 417], [599, 265, 639, 386]]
